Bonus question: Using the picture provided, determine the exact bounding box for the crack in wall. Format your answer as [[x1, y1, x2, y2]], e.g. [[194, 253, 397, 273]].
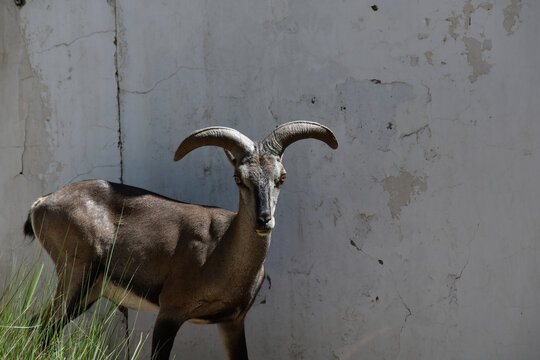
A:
[[447, 254, 470, 305], [120, 65, 209, 95], [350, 240, 384, 266], [400, 124, 429, 139], [35, 30, 115, 54], [15, 3, 56, 190], [111, 0, 123, 184], [108, 1, 127, 342], [18, 114, 29, 177], [396, 290, 413, 359], [63, 164, 120, 186], [369, 79, 409, 86]]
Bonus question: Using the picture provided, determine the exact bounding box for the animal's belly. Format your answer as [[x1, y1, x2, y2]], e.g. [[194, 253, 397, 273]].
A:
[[187, 304, 244, 324], [103, 282, 160, 314], [102, 283, 242, 323]]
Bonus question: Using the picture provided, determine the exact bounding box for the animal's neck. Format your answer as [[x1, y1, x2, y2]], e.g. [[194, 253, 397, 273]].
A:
[[220, 200, 271, 276]]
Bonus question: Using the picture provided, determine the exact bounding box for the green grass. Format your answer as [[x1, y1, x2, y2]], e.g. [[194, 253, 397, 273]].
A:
[[0, 259, 147, 360]]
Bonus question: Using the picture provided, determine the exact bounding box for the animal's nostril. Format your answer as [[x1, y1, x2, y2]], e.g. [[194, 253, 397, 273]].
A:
[[257, 213, 272, 227]]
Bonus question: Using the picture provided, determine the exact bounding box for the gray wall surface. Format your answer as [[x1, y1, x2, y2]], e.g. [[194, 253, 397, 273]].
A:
[[1, 0, 540, 358]]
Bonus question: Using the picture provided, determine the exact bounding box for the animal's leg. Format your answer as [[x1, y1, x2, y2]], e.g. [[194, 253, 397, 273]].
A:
[[152, 309, 184, 360], [39, 263, 102, 346], [119, 305, 131, 359], [218, 318, 249, 360]]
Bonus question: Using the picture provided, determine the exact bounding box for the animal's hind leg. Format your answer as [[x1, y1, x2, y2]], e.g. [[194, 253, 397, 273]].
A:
[[38, 262, 103, 346]]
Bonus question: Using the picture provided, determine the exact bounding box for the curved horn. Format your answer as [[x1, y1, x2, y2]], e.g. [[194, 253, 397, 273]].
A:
[[262, 121, 338, 156], [174, 127, 255, 161]]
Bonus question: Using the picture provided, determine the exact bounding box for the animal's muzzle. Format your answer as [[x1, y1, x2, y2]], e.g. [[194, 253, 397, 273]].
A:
[[256, 212, 272, 230], [255, 184, 273, 231]]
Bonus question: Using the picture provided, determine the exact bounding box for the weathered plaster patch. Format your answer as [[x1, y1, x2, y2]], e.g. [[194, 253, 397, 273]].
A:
[[462, 0, 475, 29], [424, 51, 433, 65], [352, 212, 376, 244], [444, 2, 494, 83], [463, 37, 492, 83], [446, 1, 494, 38], [479, 2, 493, 11], [0, 1, 55, 281], [503, 0, 521, 35], [349, 212, 383, 263], [445, 12, 460, 41], [337, 78, 414, 151], [381, 170, 427, 219]]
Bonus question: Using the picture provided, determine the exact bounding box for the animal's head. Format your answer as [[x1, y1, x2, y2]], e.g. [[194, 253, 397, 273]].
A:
[[174, 121, 338, 235]]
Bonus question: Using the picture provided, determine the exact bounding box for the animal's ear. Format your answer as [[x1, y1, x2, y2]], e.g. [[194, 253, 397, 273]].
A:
[[224, 149, 236, 167]]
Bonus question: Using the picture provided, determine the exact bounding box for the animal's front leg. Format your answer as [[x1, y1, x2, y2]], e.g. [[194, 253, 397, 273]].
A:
[[218, 317, 249, 360], [152, 309, 184, 360]]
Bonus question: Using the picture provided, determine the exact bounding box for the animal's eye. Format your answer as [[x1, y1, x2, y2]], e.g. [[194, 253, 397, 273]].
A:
[[279, 174, 286, 184], [234, 175, 242, 185]]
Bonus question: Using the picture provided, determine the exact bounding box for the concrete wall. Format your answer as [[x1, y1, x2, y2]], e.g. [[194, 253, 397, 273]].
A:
[[1, 0, 540, 358]]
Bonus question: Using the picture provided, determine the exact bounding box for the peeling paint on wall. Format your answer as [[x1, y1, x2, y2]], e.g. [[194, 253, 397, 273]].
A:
[[444, 2, 494, 83], [424, 51, 434, 65], [445, 12, 460, 41], [381, 170, 427, 219], [350, 212, 376, 250], [463, 37, 492, 83], [503, 0, 521, 35]]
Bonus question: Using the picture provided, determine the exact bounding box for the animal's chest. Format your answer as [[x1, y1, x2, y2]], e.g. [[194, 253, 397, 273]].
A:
[[186, 266, 266, 324]]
